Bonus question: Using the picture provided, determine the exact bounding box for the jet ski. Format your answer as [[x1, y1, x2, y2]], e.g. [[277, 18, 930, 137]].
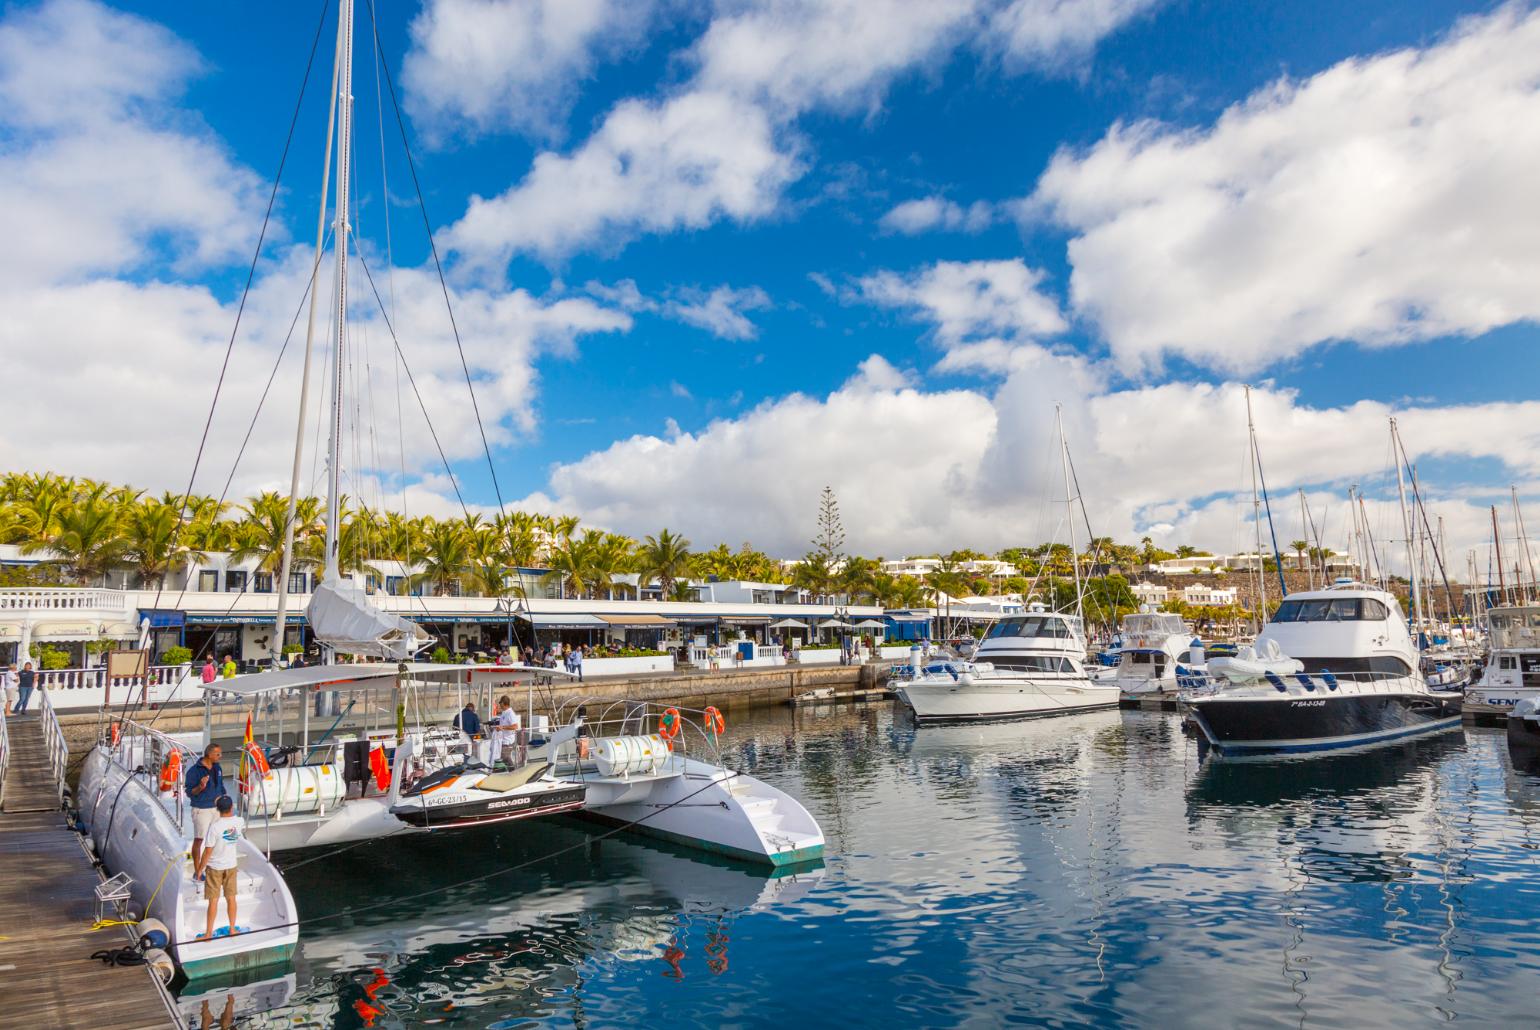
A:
[[390, 760, 586, 829]]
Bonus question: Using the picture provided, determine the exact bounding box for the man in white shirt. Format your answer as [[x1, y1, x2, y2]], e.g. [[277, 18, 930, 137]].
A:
[[195, 796, 244, 939], [491, 695, 522, 768]]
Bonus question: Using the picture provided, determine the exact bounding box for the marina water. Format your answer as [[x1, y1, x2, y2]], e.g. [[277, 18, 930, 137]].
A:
[[217, 704, 1540, 1026]]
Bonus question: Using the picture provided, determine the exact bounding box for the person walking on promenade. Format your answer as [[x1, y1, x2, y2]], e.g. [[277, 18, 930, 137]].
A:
[[12, 662, 36, 714], [194, 796, 244, 939]]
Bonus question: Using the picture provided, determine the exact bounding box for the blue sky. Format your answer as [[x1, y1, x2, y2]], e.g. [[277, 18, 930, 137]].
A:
[[2, 0, 1538, 564]]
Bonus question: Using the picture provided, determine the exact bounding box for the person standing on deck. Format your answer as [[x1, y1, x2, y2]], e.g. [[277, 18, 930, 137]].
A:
[[491, 696, 521, 767], [12, 662, 36, 713], [185, 743, 226, 873], [201, 657, 217, 685], [195, 796, 243, 939]]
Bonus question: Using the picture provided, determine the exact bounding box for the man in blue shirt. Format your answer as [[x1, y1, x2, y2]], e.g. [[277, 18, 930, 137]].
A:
[[452, 702, 481, 737], [184, 743, 226, 874]]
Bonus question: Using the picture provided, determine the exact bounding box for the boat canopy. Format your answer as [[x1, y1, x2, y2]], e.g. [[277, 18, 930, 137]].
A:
[[306, 573, 428, 660]]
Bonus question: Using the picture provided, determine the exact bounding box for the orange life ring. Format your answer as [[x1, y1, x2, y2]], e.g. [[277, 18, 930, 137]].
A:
[[158, 750, 181, 793], [245, 742, 270, 778], [703, 706, 725, 736], [657, 708, 682, 740]]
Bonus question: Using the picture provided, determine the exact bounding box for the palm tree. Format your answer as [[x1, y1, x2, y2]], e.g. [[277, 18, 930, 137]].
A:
[[1289, 539, 1308, 570], [25, 495, 128, 584], [121, 501, 204, 587], [413, 521, 472, 595], [588, 532, 637, 599], [789, 552, 833, 601], [232, 492, 322, 574], [543, 533, 594, 599], [838, 555, 878, 602], [637, 529, 692, 598]]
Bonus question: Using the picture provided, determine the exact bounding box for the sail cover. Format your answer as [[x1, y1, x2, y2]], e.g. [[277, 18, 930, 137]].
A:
[[305, 573, 428, 660]]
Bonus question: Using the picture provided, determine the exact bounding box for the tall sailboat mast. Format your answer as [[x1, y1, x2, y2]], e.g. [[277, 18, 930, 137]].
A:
[[1391, 418, 1424, 631], [323, 0, 355, 579], [1244, 386, 1267, 631], [271, 1, 344, 668], [1512, 486, 1537, 603], [1056, 405, 1084, 625]]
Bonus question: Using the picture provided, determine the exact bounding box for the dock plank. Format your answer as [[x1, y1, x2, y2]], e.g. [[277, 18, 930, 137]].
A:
[[0, 716, 177, 1029]]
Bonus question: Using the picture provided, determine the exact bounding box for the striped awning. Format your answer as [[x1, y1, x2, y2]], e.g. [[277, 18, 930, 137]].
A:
[[594, 614, 676, 627]]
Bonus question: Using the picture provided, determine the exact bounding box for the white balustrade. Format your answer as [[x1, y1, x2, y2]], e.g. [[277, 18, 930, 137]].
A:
[[0, 587, 131, 612], [32, 665, 198, 710]]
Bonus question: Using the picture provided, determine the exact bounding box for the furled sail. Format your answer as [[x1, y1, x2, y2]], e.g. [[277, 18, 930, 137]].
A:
[[305, 573, 427, 660]]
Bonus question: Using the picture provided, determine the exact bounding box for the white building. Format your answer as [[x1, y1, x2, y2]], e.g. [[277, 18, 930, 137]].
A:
[[882, 557, 1018, 580], [1131, 581, 1169, 605], [1181, 584, 1239, 607]]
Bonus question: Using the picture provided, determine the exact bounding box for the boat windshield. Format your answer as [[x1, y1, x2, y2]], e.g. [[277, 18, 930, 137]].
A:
[[986, 616, 1073, 640], [1270, 597, 1390, 623]]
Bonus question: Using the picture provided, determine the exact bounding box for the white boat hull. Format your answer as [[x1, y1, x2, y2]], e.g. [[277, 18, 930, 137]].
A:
[[576, 757, 824, 868], [897, 676, 1122, 722], [77, 747, 299, 979]]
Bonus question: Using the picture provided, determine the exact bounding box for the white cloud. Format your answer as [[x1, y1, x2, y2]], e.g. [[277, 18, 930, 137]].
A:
[[0, 0, 265, 286], [582, 280, 772, 340], [0, 1, 633, 511], [402, 0, 654, 140], [442, 0, 1153, 268], [1029, 4, 1540, 373], [859, 259, 1068, 348], [986, 0, 1162, 70], [879, 196, 996, 234], [440, 91, 798, 267], [527, 347, 1540, 559], [662, 285, 772, 341]]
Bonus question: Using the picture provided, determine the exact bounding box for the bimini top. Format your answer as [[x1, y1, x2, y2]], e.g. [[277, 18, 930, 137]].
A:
[[203, 662, 577, 698]]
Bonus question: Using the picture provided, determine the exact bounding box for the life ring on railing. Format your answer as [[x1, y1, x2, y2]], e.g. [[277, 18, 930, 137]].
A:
[[109, 722, 120, 748], [703, 706, 725, 736], [658, 708, 682, 750], [158, 750, 181, 794], [244, 743, 271, 778]]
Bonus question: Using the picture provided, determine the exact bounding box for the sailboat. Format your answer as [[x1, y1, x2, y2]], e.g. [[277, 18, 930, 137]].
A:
[[894, 407, 1121, 722]]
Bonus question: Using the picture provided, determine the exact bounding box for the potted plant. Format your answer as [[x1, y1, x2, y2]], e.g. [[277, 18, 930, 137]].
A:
[[159, 645, 193, 668]]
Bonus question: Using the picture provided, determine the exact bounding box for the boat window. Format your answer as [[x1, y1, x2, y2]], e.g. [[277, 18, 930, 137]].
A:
[[986, 616, 1070, 640], [1501, 656, 1518, 670], [1057, 656, 1076, 673], [1272, 597, 1386, 623], [987, 618, 1025, 639]]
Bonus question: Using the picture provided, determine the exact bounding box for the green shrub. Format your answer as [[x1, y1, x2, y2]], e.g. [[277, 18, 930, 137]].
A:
[[430, 645, 452, 664], [159, 645, 193, 665], [29, 644, 73, 670], [282, 643, 303, 655]]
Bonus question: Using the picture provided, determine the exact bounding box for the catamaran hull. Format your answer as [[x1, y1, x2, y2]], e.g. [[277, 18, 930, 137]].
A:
[[1186, 691, 1463, 754], [391, 784, 586, 828], [577, 758, 824, 868], [896, 679, 1122, 723]]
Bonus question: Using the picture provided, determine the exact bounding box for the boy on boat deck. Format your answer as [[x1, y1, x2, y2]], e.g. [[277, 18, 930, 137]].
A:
[[195, 796, 244, 939]]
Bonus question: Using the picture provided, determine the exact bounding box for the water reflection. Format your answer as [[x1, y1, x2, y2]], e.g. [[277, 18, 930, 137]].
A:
[[181, 705, 1540, 1028]]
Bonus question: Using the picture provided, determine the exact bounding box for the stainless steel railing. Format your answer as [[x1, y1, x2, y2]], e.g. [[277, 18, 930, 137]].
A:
[[38, 688, 68, 804]]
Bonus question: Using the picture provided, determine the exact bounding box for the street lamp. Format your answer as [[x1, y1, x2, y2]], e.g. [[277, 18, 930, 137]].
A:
[[497, 591, 528, 662], [835, 604, 850, 664]]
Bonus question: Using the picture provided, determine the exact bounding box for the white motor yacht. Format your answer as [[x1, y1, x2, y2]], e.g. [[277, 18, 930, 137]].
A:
[[1111, 611, 1197, 699], [1182, 580, 1463, 754], [894, 604, 1122, 722], [1465, 605, 1540, 713]]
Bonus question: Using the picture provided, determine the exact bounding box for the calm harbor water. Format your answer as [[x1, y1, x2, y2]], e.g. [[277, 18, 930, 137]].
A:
[[191, 704, 1540, 1027]]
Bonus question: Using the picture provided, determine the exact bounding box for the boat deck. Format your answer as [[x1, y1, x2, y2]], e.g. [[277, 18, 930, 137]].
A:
[[0, 715, 178, 1029]]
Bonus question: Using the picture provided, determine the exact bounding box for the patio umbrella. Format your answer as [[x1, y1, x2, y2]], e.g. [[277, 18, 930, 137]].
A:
[[768, 618, 810, 629], [852, 619, 887, 629]]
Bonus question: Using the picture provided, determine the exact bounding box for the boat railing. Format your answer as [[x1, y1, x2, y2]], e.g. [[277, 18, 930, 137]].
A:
[[38, 687, 68, 805], [108, 717, 201, 830], [1180, 669, 1435, 697], [552, 696, 729, 765]]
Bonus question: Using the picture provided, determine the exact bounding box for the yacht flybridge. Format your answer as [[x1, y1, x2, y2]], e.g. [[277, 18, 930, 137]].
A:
[[1112, 611, 1197, 699], [895, 604, 1122, 722], [1465, 605, 1540, 714], [1182, 580, 1463, 754]]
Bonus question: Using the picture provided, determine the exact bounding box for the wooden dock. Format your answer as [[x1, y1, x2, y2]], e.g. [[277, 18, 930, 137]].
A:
[[0, 714, 178, 1029]]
